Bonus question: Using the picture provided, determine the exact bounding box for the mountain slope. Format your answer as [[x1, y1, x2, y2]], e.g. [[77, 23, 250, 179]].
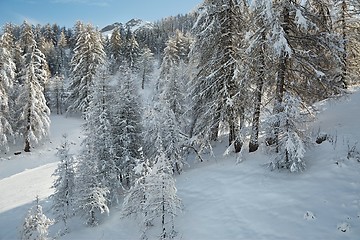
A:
[[0, 89, 359, 239]]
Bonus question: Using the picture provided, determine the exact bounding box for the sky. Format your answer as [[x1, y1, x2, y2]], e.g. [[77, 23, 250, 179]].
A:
[[0, 0, 202, 29]]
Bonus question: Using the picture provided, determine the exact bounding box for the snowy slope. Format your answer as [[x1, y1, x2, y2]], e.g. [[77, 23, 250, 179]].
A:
[[1, 89, 360, 240]]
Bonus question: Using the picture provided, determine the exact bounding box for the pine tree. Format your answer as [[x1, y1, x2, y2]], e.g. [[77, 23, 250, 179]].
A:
[[66, 23, 105, 114], [16, 21, 50, 152], [51, 135, 76, 234], [21, 196, 54, 240], [0, 24, 16, 151]]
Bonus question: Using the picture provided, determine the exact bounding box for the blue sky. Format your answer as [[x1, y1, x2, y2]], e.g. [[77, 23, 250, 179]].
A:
[[0, 0, 202, 28]]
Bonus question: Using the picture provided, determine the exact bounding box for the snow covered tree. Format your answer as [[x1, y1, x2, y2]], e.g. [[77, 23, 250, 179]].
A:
[[16, 21, 50, 152], [332, 0, 360, 86], [66, 23, 105, 114], [21, 196, 54, 240], [51, 135, 76, 234], [88, 64, 121, 205], [49, 74, 65, 115], [248, 0, 345, 170], [138, 46, 154, 89], [74, 153, 110, 227], [111, 65, 143, 190], [157, 30, 192, 125], [143, 140, 182, 239], [109, 26, 123, 73], [144, 100, 185, 175], [268, 93, 309, 172], [189, 0, 246, 153], [244, 1, 272, 153], [55, 30, 69, 77], [0, 24, 16, 151], [123, 29, 141, 70], [121, 154, 152, 239]]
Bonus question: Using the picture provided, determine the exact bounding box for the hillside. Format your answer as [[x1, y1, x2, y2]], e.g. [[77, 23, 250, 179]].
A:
[[0, 88, 359, 239]]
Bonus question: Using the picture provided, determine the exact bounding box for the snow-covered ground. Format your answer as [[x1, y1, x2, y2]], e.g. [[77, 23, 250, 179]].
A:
[[1, 89, 360, 240]]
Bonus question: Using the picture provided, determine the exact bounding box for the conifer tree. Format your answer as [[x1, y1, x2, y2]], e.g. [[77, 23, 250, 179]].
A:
[[109, 26, 123, 73], [66, 23, 105, 114], [0, 24, 16, 151], [88, 64, 121, 205], [21, 196, 54, 240], [190, 0, 246, 153], [16, 21, 50, 152], [51, 135, 76, 234], [111, 65, 143, 189], [143, 138, 182, 239], [138, 46, 154, 89]]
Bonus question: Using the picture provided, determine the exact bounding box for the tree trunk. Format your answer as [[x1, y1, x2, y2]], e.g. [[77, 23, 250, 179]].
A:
[[24, 97, 32, 152], [340, 0, 348, 89], [268, 6, 290, 153], [249, 30, 266, 153]]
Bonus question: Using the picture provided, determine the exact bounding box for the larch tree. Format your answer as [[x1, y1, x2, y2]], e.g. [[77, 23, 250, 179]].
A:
[[51, 135, 76, 234], [21, 196, 54, 240], [111, 64, 143, 190], [332, 0, 360, 86], [262, 0, 343, 171], [189, 0, 246, 153], [66, 23, 105, 114], [0, 24, 16, 151], [16, 21, 50, 152], [123, 29, 141, 70], [142, 138, 182, 239], [88, 64, 121, 205], [137, 46, 155, 89], [109, 26, 123, 73]]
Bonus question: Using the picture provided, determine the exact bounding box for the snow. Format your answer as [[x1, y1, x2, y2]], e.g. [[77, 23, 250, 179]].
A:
[[1, 89, 360, 239]]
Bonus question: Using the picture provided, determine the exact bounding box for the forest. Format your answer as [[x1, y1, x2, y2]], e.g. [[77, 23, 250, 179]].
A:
[[0, 0, 360, 239]]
